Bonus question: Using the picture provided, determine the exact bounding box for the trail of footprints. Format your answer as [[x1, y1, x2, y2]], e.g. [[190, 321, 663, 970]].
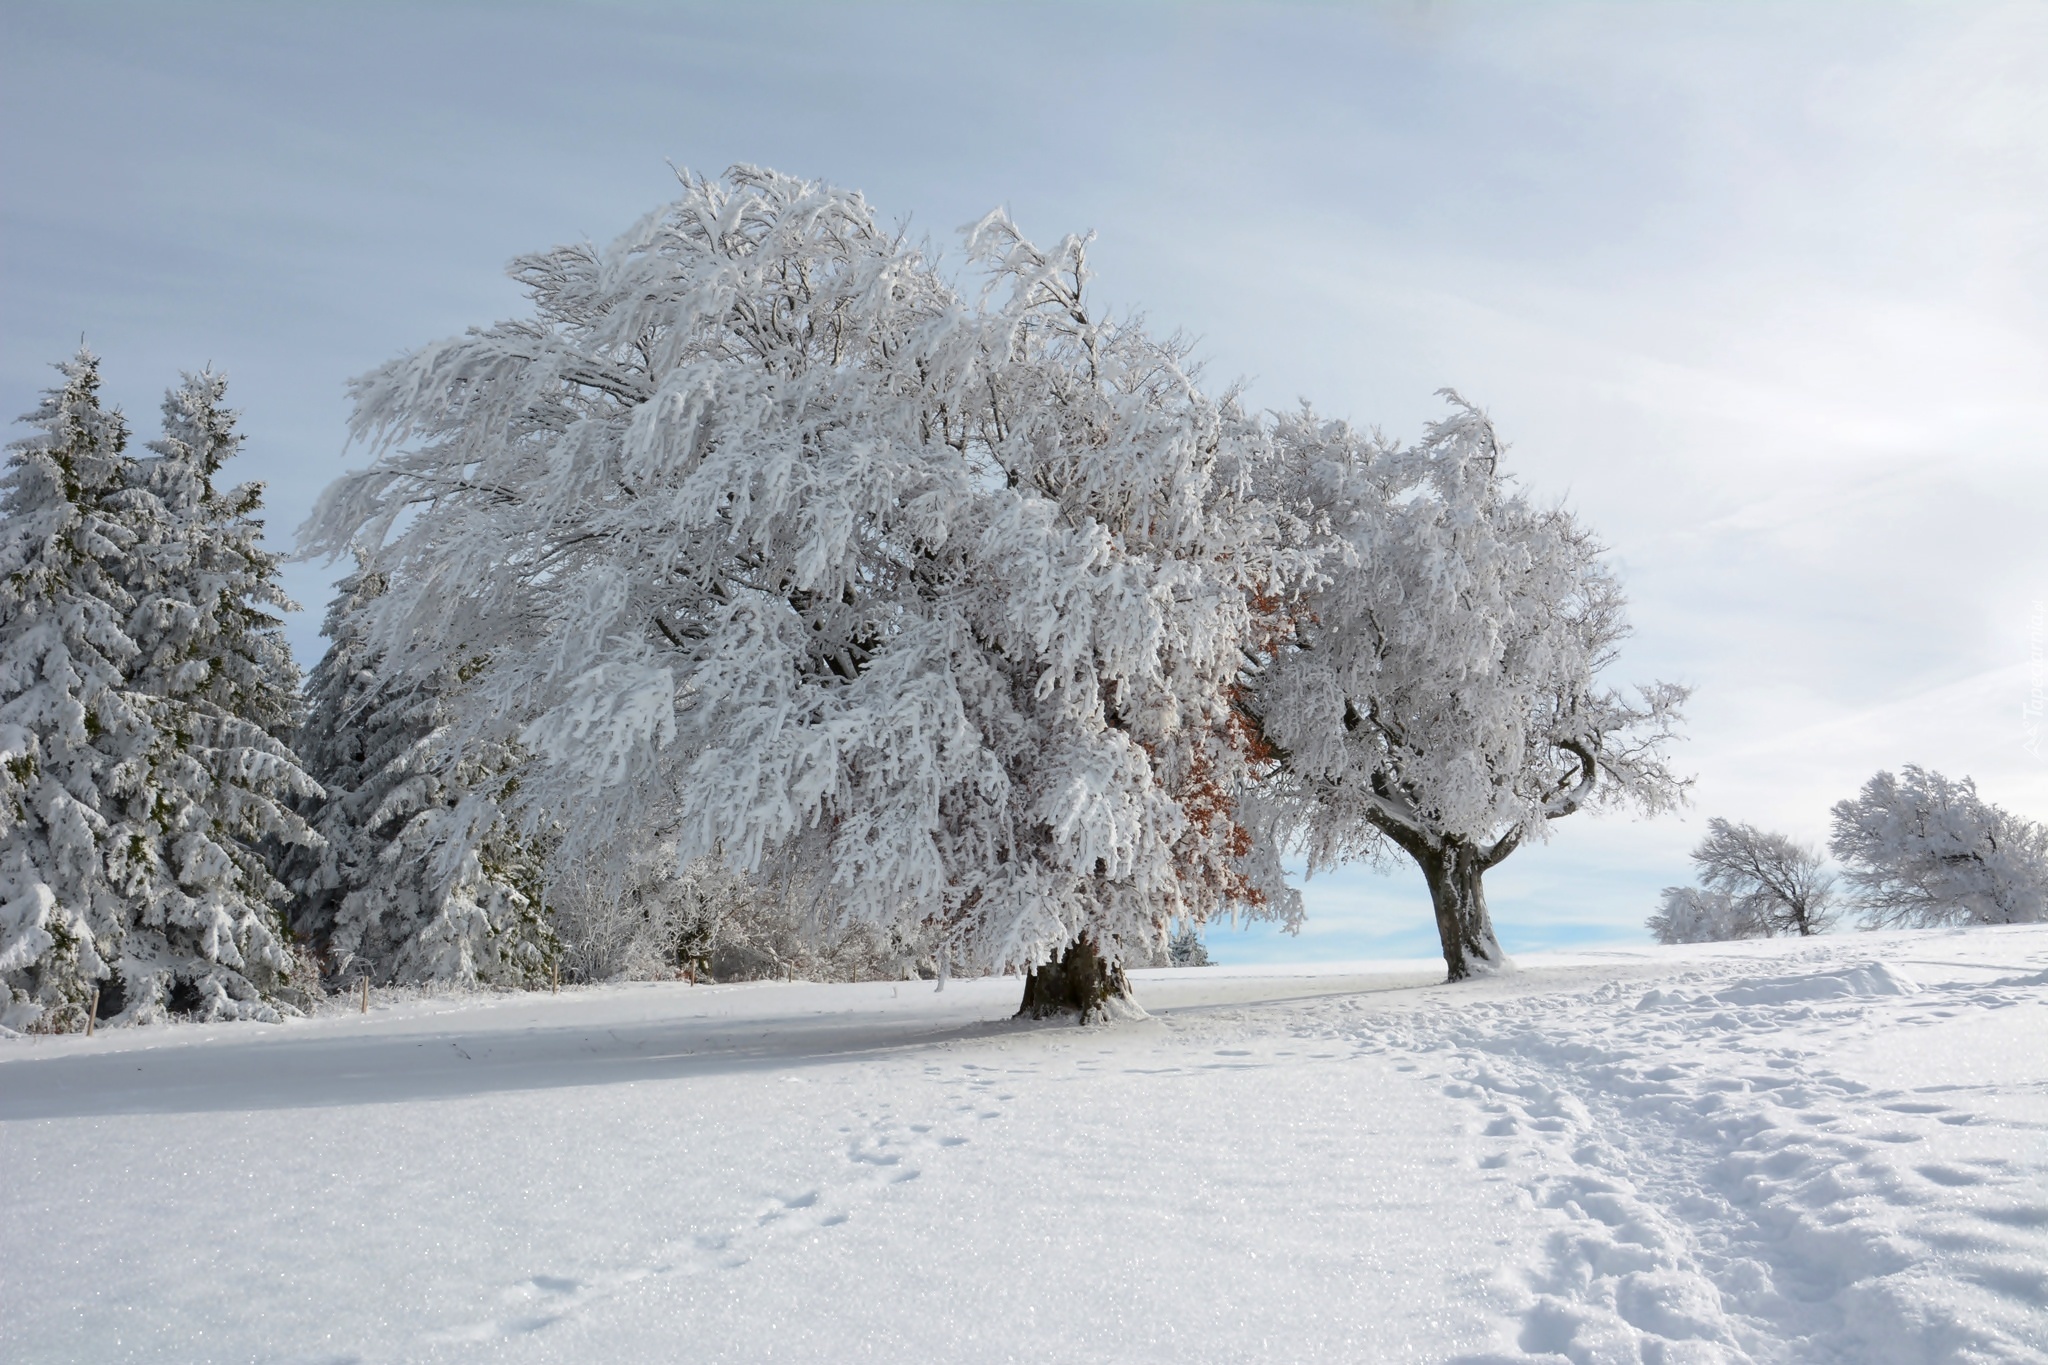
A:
[[423, 962, 2045, 1358], [1398, 970, 2048, 1364], [1246, 961, 2048, 1363], [423, 1061, 1030, 1349]]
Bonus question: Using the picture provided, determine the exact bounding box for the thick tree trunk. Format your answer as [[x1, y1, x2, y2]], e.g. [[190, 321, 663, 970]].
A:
[[1017, 934, 1140, 1024], [1412, 838, 1511, 982]]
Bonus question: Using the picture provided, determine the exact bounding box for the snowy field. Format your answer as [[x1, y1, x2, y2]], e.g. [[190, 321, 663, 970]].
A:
[[4, 927, 2046, 1365]]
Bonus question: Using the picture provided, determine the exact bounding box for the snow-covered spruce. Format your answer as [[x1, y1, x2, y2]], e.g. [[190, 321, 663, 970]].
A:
[[290, 555, 551, 988], [113, 371, 322, 1019], [2, 354, 313, 1029], [0, 351, 155, 1030], [1248, 398, 1689, 981], [1830, 765, 2048, 928], [301, 166, 1304, 1015]]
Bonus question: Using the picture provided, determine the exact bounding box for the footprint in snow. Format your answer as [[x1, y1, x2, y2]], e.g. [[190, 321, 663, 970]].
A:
[[1914, 1164, 1985, 1187], [758, 1190, 819, 1221], [429, 1094, 987, 1346], [430, 1268, 651, 1342]]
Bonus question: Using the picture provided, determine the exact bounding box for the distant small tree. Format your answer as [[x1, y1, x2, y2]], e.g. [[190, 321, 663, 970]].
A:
[[1689, 818, 1837, 937], [1167, 922, 1210, 966], [1829, 766, 2048, 927], [1646, 885, 1765, 944]]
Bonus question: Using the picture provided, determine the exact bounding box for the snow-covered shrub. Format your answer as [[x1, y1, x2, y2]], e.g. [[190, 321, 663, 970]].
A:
[[545, 839, 922, 985], [541, 849, 704, 985], [291, 557, 552, 987], [1647, 885, 1765, 944], [1248, 398, 1689, 980], [699, 870, 917, 984], [1829, 766, 2048, 927], [301, 166, 1301, 999]]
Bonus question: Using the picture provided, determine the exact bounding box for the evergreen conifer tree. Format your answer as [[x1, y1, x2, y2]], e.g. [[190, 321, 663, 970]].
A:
[[109, 369, 323, 1018], [292, 556, 551, 986], [0, 350, 158, 1028], [129, 371, 305, 733]]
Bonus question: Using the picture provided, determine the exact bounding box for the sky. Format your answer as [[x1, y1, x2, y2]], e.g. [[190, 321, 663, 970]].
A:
[[4, 1, 2043, 962]]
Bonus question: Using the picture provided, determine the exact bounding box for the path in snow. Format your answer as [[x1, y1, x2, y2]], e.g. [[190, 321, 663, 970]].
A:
[[2, 929, 2044, 1364], [1290, 931, 2048, 1364]]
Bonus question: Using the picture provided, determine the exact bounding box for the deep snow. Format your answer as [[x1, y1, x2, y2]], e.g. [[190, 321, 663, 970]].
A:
[[3, 927, 2044, 1364]]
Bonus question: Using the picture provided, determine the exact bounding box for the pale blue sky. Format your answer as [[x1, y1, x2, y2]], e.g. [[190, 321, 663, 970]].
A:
[[5, 2, 2043, 962]]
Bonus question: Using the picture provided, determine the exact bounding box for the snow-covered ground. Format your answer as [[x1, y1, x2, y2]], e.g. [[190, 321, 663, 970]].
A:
[[4, 927, 2045, 1364]]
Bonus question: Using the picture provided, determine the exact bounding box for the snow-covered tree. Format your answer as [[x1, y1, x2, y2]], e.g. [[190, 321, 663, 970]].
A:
[[1829, 766, 2048, 927], [1167, 921, 1211, 966], [1646, 885, 1763, 944], [4, 355, 325, 1028], [1685, 817, 1836, 937], [1249, 398, 1689, 981], [110, 371, 323, 1018], [129, 371, 305, 735], [291, 555, 551, 986], [0, 350, 155, 1029], [302, 167, 1299, 1019]]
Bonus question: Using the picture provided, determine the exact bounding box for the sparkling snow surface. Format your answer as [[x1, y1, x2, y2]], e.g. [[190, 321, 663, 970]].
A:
[[4, 927, 2046, 1364]]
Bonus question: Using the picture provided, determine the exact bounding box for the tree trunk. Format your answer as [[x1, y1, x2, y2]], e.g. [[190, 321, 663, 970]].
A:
[[1412, 839, 1511, 982], [1017, 934, 1140, 1024]]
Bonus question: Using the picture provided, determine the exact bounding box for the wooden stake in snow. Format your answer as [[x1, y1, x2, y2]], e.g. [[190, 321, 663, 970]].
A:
[[86, 989, 98, 1037], [551, 960, 559, 995], [360, 977, 369, 1014]]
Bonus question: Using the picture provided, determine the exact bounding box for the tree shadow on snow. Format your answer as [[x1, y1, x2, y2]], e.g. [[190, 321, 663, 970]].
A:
[[0, 1005, 1041, 1120]]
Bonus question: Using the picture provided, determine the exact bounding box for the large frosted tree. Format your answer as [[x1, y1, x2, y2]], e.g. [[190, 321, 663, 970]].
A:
[[302, 167, 1298, 1016], [1249, 398, 1689, 980]]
